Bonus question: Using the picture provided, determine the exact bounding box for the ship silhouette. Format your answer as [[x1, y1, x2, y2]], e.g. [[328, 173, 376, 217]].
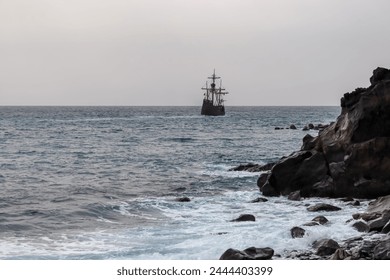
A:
[[201, 70, 228, 116]]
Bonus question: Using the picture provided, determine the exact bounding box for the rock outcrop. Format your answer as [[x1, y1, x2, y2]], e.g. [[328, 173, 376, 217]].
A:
[[260, 67, 390, 198]]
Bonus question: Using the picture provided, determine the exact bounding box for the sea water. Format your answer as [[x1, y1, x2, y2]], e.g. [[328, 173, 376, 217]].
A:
[[0, 106, 367, 259]]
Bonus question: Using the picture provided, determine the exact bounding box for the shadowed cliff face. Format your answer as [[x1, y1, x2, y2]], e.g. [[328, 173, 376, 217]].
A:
[[261, 67, 390, 199]]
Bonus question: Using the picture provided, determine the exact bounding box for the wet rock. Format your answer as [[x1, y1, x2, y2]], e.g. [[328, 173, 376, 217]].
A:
[[301, 134, 317, 151], [243, 247, 274, 260], [288, 190, 301, 201], [373, 238, 390, 260], [352, 221, 369, 232], [257, 173, 269, 191], [251, 197, 268, 203], [302, 126, 309, 131], [312, 215, 329, 225], [330, 248, 350, 260], [352, 200, 360, 206], [367, 211, 390, 232], [290, 124, 297, 129], [313, 239, 340, 256], [367, 195, 390, 213], [261, 181, 280, 197], [291, 226, 305, 238], [353, 212, 382, 221], [175, 197, 191, 202], [231, 214, 256, 222], [307, 203, 342, 212], [382, 220, 390, 234], [220, 247, 274, 260], [303, 221, 319, 226]]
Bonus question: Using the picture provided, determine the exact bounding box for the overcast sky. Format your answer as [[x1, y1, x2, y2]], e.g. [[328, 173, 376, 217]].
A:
[[1, 0, 390, 106]]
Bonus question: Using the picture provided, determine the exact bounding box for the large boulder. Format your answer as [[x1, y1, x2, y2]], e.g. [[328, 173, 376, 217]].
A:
[[313, 239, 340, 256], [259, 67, 390, 198]]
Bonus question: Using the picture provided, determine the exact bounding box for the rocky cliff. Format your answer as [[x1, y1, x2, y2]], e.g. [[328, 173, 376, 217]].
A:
[[260, 67, 390, 199]]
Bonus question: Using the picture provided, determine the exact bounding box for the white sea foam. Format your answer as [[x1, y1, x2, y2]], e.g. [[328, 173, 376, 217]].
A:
[[0, 190, 369, 259]]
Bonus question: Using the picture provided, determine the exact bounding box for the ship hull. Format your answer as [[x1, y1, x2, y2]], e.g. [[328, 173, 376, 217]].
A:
[[201, 99, 225, 116]]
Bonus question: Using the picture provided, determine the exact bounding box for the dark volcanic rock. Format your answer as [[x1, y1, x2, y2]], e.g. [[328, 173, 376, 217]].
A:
[[261, 67, 390, 199], [382, 220, 390, 234], [373, 238, 390, 260], [307, 203, 342, 212], [355, 195, 390, 232], [251, 197, 268, 203], [367, 195, 390, 213], [352, 221, 370, 232], [370, 67, 390, 85], [288, 190, 301, 201], [175, 197, 191, 202], [367, 211, 390, 232], [330, 248, 350, 260], [312, 215, 329, 225], [257, 172, 270, 191], [313, 239, 340, 256], [291, 226, 305, 238], [220, 247, 274, 260], [231, 214, 256, 222], [302, 221, 319, 226]]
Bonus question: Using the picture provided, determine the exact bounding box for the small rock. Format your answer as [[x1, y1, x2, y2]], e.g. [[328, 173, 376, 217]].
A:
[[302, 221, 319, 226], [307, 203, 342, 212], [308, 123, 314, 129], [251, 197, 268, 203], [275, 127, 281, 130], [291, 226, 305, 238], [352, 221, 369, 232], [312, 216, 329, 225], [175, 197, 191, 202], [288, 190, 301, 201], [302, 126, 309, 131], [220, 247, 274, 260], [243, 247, 274, 260], [290, 124, 297, 129], [330, 248, 350, 260], [352, 200, 361, 206], [231, 214, 256, 222], [313, 239, 340, 256]]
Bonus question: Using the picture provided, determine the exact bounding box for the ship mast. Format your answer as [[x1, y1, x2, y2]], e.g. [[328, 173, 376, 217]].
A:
[[202, 69, 228, 106]]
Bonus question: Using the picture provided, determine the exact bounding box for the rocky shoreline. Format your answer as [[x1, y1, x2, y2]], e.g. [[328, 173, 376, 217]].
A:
[[222, 67, 390, 260]]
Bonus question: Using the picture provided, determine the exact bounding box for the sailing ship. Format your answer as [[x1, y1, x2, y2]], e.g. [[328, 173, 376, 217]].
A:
[[201, 70, 228, 116]]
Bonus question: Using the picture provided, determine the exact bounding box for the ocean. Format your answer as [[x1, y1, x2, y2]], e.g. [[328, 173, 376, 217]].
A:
[[0, 106, 366, 259]]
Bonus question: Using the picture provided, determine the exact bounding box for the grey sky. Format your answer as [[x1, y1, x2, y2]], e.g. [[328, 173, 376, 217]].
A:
[[1, 0, 390, 106]]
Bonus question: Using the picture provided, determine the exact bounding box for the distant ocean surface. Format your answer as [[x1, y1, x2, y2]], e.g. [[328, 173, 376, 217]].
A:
[[0, 106, 366, 259]]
